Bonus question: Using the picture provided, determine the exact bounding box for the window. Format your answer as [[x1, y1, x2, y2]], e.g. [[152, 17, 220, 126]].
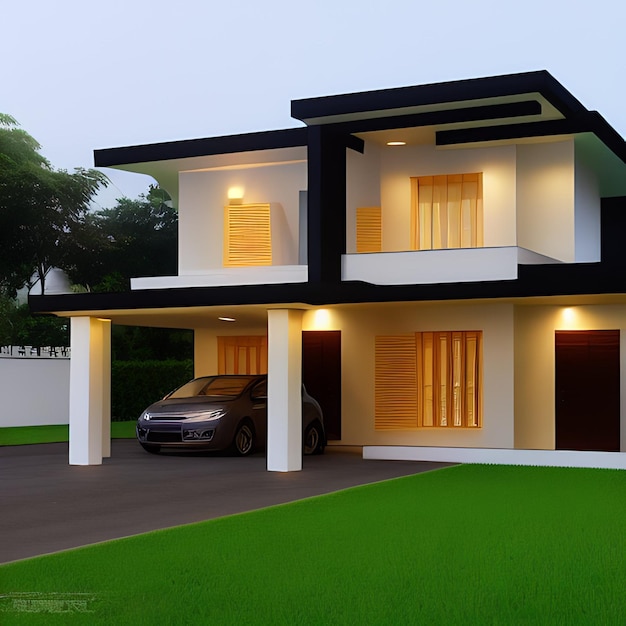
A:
[[223, 203, 272, 267], [250, 379, 267, 400], [375, 331, 482, 430], [356, 207, 382, 253], [218, 336, 268, 375], [410, 174, 483, 250]]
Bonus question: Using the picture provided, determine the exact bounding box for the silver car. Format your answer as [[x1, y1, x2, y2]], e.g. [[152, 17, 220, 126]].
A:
[[136, 374, 325, 456]]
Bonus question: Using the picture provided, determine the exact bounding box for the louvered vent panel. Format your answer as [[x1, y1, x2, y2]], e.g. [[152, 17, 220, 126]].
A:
[[375, 335, 418, 429], [356, 207, 382, 253], [224, 204, 272, 267]]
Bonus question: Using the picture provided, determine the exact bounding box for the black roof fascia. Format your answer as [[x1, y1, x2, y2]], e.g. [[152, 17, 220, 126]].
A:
[[436, 112, 626, 164], [291, 71, 587, 124], [94, 127, 308, 167], [325, 101, 541, 136], [29, 262, 626, 315]]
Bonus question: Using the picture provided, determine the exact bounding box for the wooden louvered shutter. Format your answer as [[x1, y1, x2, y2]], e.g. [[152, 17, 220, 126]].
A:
[[374, 335, 418, 429], [223, 203, 272, 267], [356, 207, 382, 253]]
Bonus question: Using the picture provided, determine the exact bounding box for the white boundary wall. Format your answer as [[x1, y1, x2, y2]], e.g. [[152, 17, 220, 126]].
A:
[[0, 357, 70, 427]]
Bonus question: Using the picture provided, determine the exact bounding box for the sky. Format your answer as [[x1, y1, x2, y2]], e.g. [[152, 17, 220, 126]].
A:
[[3, 0, 626, 209]]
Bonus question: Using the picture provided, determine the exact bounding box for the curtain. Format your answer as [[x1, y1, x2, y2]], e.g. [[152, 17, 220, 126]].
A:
[[411, 174, 483, 250]]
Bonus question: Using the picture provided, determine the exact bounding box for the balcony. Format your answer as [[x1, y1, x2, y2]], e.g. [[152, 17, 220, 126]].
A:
[[342, 247, 559, 285]]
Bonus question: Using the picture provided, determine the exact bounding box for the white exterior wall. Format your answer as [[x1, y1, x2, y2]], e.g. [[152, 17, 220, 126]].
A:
[[0, 358, 70, 427], [574, 148, 601, 262], [514, 304, 626, 452], [346, 144, 382, 254], [516, 140, 576, 262], [378, 143, 517, 251], [178, 162, 307, 274], [302, 302, 516, 449]]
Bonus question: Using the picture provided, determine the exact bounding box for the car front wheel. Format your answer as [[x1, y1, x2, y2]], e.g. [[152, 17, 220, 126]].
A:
[[303, 422, 325, 455], [233, 420, 255, 456]]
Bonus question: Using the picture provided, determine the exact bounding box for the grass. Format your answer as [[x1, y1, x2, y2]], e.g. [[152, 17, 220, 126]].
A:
[[1, 464, 625, 624], [0, 421, 136, 446]]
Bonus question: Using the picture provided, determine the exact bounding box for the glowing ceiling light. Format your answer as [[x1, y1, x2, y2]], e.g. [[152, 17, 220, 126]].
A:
[[218, 316, 236, 322], [386, 141, 406, 146]]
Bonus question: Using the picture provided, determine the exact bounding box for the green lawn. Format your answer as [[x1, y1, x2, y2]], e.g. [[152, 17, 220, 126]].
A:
[[1, 464, 625, 624], [0, 421, 136, 446]]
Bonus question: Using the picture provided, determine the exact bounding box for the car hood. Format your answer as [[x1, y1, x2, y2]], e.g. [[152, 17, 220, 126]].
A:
[[142, 396, 234, 418]]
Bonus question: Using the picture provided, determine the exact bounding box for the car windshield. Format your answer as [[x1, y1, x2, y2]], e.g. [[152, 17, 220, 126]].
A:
[[168, 376, 255, 399]]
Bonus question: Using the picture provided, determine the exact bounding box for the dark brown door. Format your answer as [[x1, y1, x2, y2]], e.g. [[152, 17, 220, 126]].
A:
[[302, 331, 341, 441], [555, 330, 620, 451]]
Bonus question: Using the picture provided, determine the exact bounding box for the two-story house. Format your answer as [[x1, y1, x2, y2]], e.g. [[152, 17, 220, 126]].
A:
[[30, 71, 626, 470]]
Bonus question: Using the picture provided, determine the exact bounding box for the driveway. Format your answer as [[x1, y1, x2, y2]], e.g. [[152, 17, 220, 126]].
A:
[[0, 440, 452, 564]]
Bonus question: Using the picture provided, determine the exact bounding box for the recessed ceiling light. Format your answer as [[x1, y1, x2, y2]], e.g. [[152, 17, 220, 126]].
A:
[[386, 141, 406, 146], [218, 316, 236, 322]]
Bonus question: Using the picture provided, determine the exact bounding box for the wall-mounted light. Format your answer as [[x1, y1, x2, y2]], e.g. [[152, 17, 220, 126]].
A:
[[218, 316, 236, 322], [227, 186, 244, 205], [386, 141, 406, 146], [562, 307, 576, 324], [311, 309, 331, 329]]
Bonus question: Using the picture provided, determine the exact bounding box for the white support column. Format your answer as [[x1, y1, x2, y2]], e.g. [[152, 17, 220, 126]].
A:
[[69, 317, 111, 465], [101, 321, 111, 458], [267, 309, 303, 472]]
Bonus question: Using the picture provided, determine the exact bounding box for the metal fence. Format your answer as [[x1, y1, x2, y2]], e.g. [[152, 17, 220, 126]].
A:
[[0, 345, 71, 359]]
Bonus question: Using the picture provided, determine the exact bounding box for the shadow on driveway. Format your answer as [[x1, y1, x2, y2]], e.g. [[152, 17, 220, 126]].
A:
[[0, 440, 452, 563]]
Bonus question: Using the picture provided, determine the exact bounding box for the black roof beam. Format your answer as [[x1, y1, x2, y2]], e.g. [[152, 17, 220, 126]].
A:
[[330, 101, 542, 135]]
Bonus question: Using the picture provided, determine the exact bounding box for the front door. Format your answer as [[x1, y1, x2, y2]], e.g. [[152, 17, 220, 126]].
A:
[[302, 331, 341, 441], [555, 330, 620, 451]]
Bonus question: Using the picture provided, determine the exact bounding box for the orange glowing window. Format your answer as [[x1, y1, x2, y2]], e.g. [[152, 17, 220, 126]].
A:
[[411, 174, 483, 251], [375, 331, 482, 429]]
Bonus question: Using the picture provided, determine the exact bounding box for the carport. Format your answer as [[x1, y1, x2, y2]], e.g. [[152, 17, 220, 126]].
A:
[[33, 296, 327, 471]]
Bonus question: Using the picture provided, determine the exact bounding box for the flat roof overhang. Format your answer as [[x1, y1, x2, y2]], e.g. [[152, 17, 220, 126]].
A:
[[94, 128, 310, 206], [291, 70, 626, 175], [92, 71, 626, 202], [291, 70, 586, 125]]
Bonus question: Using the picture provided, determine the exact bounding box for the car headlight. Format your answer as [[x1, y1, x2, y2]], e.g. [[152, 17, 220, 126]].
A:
[[183, 410, 225, 423]]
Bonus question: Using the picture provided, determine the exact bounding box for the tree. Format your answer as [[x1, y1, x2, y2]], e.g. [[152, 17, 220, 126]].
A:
[[62, 185, 178, 292], [0, 294, 68, 347], [0, 114, 108, 296]]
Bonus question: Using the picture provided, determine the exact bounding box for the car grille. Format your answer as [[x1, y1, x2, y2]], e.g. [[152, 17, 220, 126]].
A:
[[146, 413, 188, 421]]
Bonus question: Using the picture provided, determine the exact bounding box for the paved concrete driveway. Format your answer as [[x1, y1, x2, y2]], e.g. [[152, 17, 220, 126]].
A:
[[1, 440, 452, 564]]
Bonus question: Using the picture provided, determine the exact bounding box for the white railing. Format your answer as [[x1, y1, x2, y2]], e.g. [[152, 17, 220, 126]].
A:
[[0, 345, 71, 359]]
